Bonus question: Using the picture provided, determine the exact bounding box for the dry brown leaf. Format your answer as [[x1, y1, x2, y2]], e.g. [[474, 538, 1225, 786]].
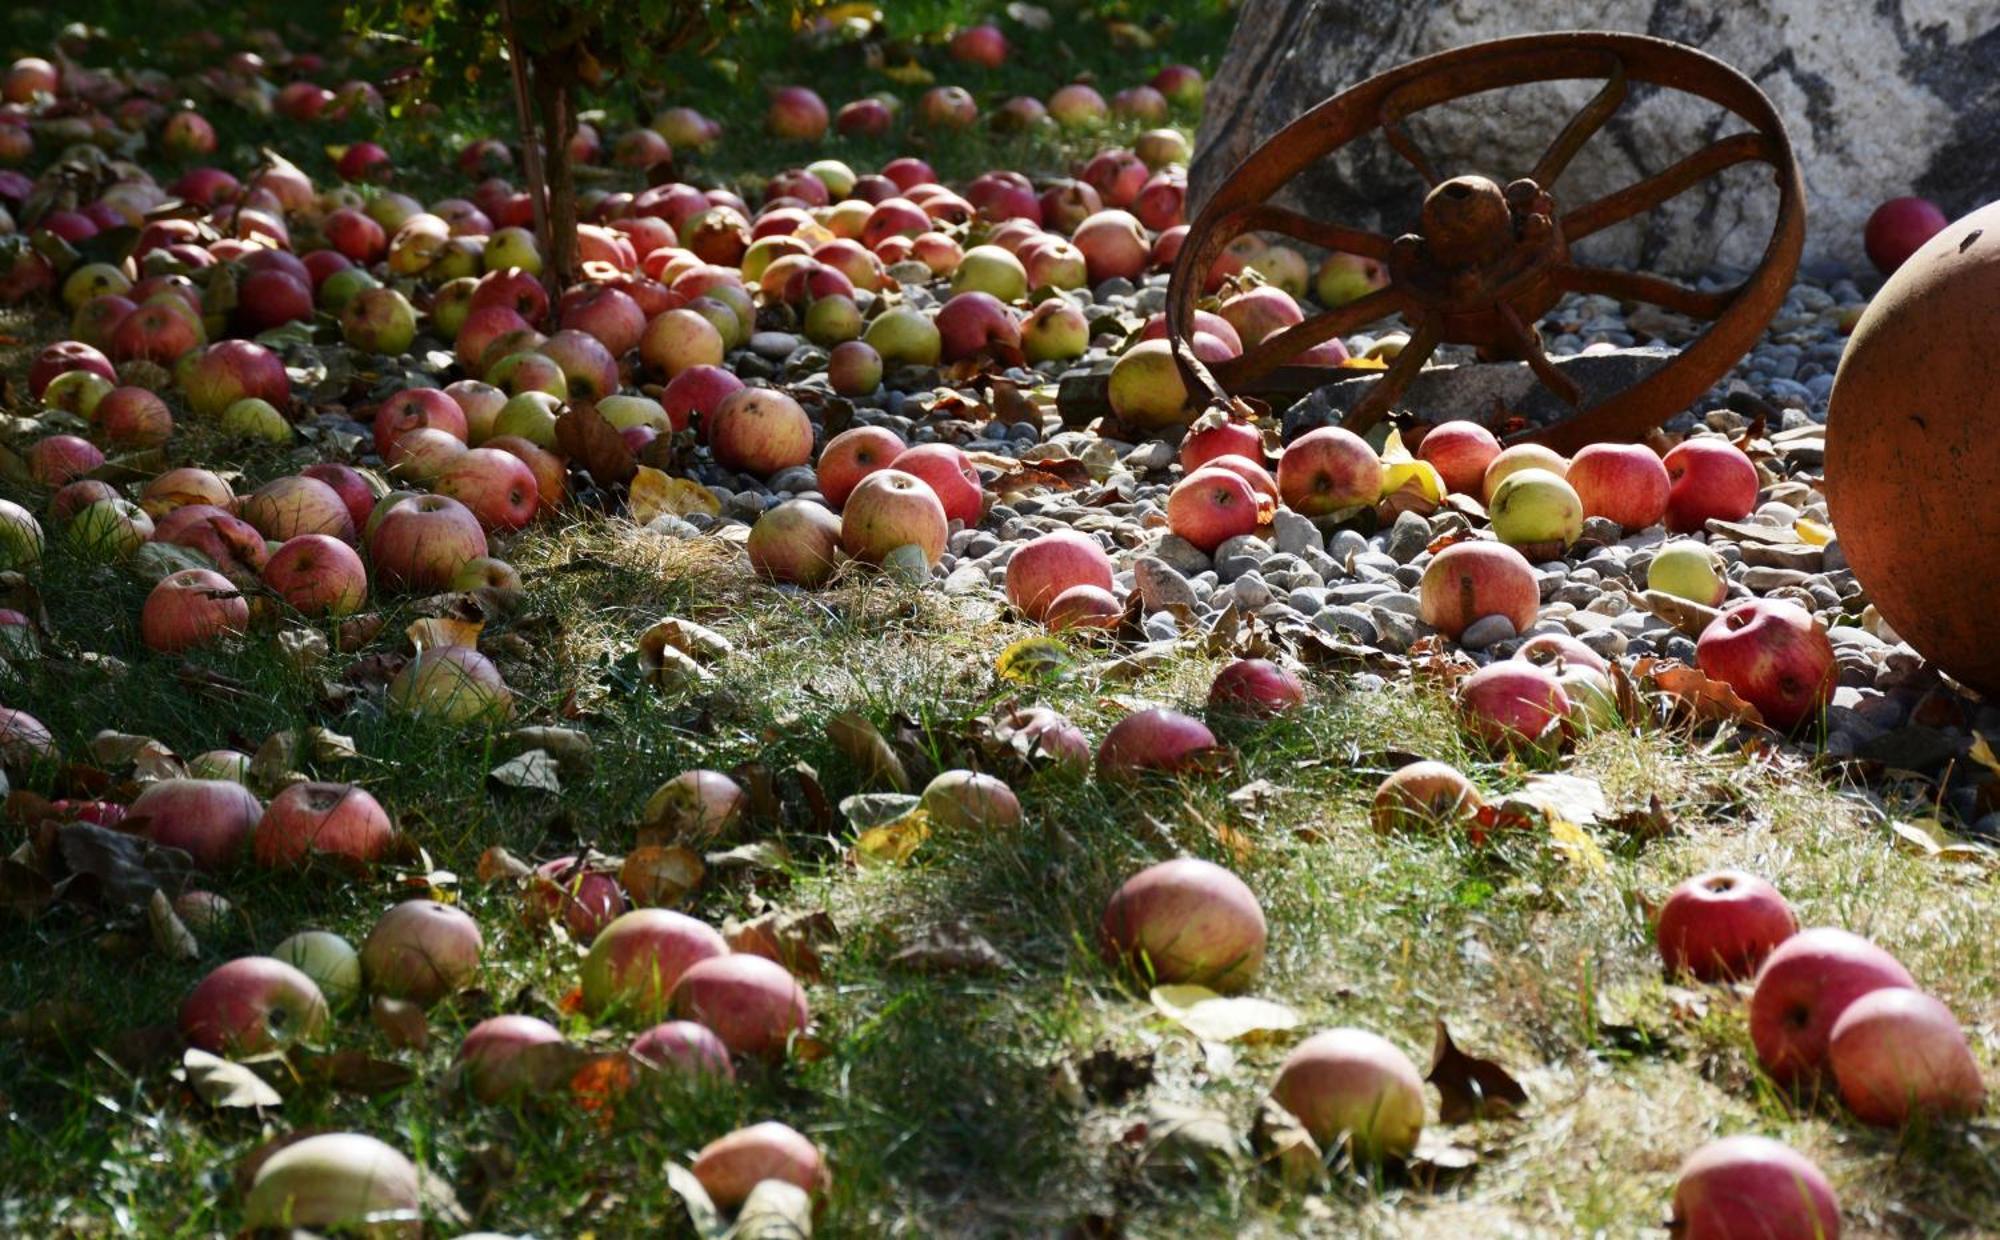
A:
[[1637, 658, 1766, 728], [476, 845, 532, 883], [1249, 1096, 1325, 1189], [554, 403, 637, 487], [888, 921, 1013, 974], [370, 995, 429, 1051], [724, 909, 837, 982], [147, 888, 198, 961], [620, 845, 704, 907], [1426, 1021, 1527, 1123], [407, 615, 483, 653], [826, 712, 910, 791]]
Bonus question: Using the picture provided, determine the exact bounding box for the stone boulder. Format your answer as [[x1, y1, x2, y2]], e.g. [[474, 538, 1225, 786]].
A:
[[1190, 0, 2000, 276]]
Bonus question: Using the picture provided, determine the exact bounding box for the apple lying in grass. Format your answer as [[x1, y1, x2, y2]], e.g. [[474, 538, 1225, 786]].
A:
[[1207, 658, 1305, 717], [994, 706, 1092, 772], [1670, 1135, 1840, 1240], [1370, 761, 1482, 834], [1655, 870, 1796, 982], [272, 930, 363, 1012], [1417, 541, 1540, 640], [631, 1019, 735, 1080], [243, 1133, 423, 1237], [1096, 708, 1218, 779], [254, 781, 395, 868], [670, 953, 811, 1059], [642, 770, 746, 843], [1828, 987, 1984, 1127], [129, 778, 262, 870], [919, 769, 1022, 831], [692, 1122, 829, 1211], [1004, 530, 1115, 623], [368, 495, 489, 592], [1457, 662, 1570, 750], [1695, 599, 1835, 730], [456, 1014, 568, 1103], [1270, 1027, 1426, 1160], [1664, 438, 1759, 533], [361, 899, 484, 1006], [141, 568, 248, 653], [582, 909, 729, 1021], [1749, 926, 1915, 1088], [523, 857, 626, 942], [179, 955, 331, 1054], [1278, 426, 1382, 516], [1043, 584, 1122, 631], [388, 645, 514, 724], [239, 475, 356, 543], [263, 534, 368, 616], [67, 498, 152, 560], [748, 500, 844, 588], [1099, 857, 1265, 991]]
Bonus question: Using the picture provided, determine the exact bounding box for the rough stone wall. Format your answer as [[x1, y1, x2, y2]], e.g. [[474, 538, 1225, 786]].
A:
[[1190, 0, 2000, 276]]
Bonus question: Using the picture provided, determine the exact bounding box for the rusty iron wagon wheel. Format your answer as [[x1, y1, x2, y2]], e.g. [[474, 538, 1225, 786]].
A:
[[1166, 31, 1805, 452]]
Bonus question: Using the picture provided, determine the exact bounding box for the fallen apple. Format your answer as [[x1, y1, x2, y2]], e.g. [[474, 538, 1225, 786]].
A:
[[1099, 857, 1264, 991], [691, 1121, 828, 1211], [361, 899, 484, 1006], [1270, 1027, 1426, 1160], [1828, 986, 1984, 1127], [1749, 926, 1915, 1088], [179, 955, 330, 1054], [1370, 761, 1482, 833], [670, 953, 810, 1059]]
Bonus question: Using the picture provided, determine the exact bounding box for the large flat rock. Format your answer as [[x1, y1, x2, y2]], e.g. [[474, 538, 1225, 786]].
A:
[[1281, 346, 1676, 439], [1191, 1, 2000, 277]]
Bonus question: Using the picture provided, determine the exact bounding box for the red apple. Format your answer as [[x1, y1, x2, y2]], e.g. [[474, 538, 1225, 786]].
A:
[[29, 341, 116, 399], [130, 778, 262, 870], [1828, 987, 1985, 1127], [235, 269, 313, 334], [669, 953, 810, 1059], [434, 447, 540, 532], [254, 781, 394, 867], [890, 443, 982, 526], [708, 389, 813, 477], [934, 292, 1020, 363], [631, 1019, 734, 1079], [1513, 631, 1608, 674], [1208, 658, 1304, 716], [1670, 1136, 1840, 1240], [373, 388, 468, 457], [1370, 760, 1482, 834], [1663, 438, 1759, 533], [1044, 584, 1123, 631], [141, 568, 248, 653], [261, 534, 367, 616], [1417, 541, 1539, 639], [840, 469, 948, 566], [27, 435, 103, 487], [1167, 465, 1258, 552], [817, 426, 905, 508], [361, 899, 484, 1005], [1004, 530, 1114, 622], [238, 475, 356, 543], [367, 494, 488, 592], [1457, 662, 1570, 749], [94, 386, 174, 448], [660, 364, 744, 433], [692, 1122, 828, 1210], [456, 1014, 567, 1103], [1656, 870, 1797, 981], [767, 86, 828, 141], [836, 98, 894, 138], [1278, 426, 1382, 516], [582, 908, 728, 1021], [1695, 599, 1835, 730], [1749, 926, 1915, 1088], [949, 23, 1008, 66], [1270, 1028, 1426, 1159], [525, 857, 627, 942], [179, 956, 330, 1054], [747, 500, 844, 588], [1096, 708, 1218, 780], [1863, 196, 1950, 276], [1099, 857, 1264, 991], [299, 463, 378, 532], [1072, 210, 1149, 284]]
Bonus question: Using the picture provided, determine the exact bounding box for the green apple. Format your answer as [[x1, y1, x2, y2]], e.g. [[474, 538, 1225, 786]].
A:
[[484, 226, 543, 275], [221, 397, 292, 443], [1022, 298, 1089, 363], [1488, 467, 1582, 552], [316, 266, 379, 314], [1107, 339, 1191, 430], [1556, 664, 1621, 732], [950, 245, 1029, 303], [804, 294, 863, 345], [862, 306, 941, 367], [272, 930, 363, 1011], [0, 499, 44, 570], [1314, 251, 1388, 307], [1648, 540, 1728, 606], [492, 391, 562, 448], [67, 498, 154, 560], [597, 394, 670, 432], [804, 158, 857, 199]]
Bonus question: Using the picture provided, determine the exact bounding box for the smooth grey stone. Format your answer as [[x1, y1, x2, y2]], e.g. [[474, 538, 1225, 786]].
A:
[[1273, 509, 1324, 557], [1384, 510, 1432, 563], [1315, 606, 1378, 644], [1134, 555, 1198, 613], [1460, 614, 1518, 651]]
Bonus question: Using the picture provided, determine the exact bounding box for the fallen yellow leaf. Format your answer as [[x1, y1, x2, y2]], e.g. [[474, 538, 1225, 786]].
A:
[[854, 806, 930, 866], [630, 465, 720, 525], [1149, 985, 1300, 1043], [1793, 517, 1834, 546]]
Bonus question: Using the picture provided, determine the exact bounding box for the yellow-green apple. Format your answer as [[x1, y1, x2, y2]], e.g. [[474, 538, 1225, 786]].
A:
[[452, 556, 523, 592], [239, 475, 356, 543], [1864, 196, 1949, 275], [1313, 251, 1388, 307], [489, 351, 569, 399], [272, 931, 363, 1012], [340, 287, 416, 354], [141, 568, 246, 652], [1099, 856, 1263, 989], [242, 1134, 421, 1237], [1567, 442, 1669, 530], [1250, 245, 1311, 298], [179, 956, 330, 1054], [669, 953, 809, 1058], [1271, 1028, 1425, 1159], [456, 1014, 568, 1103], [484, 226, 543, 275], [1648, 540, 1729, 606], [1370, 760, 1482, 833], [890, 442, 983, 525], [1072, 209, 1148, 283], [747, 500, 844, 587], [1457, 661, 1570, 749], [661, 364, 745, 432], [66, 497, 151, 560], [840, 468, 948, 565], [536, 330, 620, 400], [861, 306, 942, 367], [919, 769, 1021, 831], [1749, 926, 1915, 1088], [1107, 339, 1191, 429], [130, 777, 262, 870], [186, 749, 250, 783], [640, 308, 725, 378], [367, 494, 487, 591], [1277, 426, 1382, 516], [361, 899, 483, 1006], [430, 277, 476, 340], [40, 369, 115, 420], [1021, 298, 1088, 363], [1655, 870, 1796, 982], [1005, 530, 1114, 622], [1694, 599, 1835, 729], [0, 499, 41, 569], [1208, 658, 1304, 716], [254, 781, 394, 867], [1135, 127, 1192, 170], [219, 397, 292, 444], [1671, 1136, 1839, 1240], [818, 426, 906, 508], [767, 86, 828, 140], [262, 534, 368, 616], [950, 245, 1028, 301], [596, 394, 670, 435], [1168, 465, 1259, 551], [1664, 438, 1759, 532], [631, 1019, 735, 1079], [51, 481, 119, 525], [1049, 83, 1108, 128], [692, 1122, 828, 1211], [388, 645, 513, 723], [1488, 467, 1583, 555], [1152, 63, 1204, 106], [708, 388, 813, 476], [1481, 443, 1568, 503], [803, 294, 862, 345], [1095, 708, 1219, 781], [825, 340, 882, 396], [435, 447, 540, 531], [582, 908, 728, 1020], [1829, 987, 1984, 1126]]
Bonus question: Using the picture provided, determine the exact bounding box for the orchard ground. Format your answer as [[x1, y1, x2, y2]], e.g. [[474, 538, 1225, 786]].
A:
[[4, 4, 2000, 1240]]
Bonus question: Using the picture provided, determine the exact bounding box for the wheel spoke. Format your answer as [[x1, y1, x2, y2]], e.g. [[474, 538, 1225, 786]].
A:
[[1530, 55, 1626, 189], [1378, 82, 1443, 187], [1550, 263, 1735, 319], [1236, 204, 1395, 261], [1340, 315, 1442, 436], [1561, 132, 1774, 240], [1215, 286, 1406, 388], [1497, 303, 1582, 408]]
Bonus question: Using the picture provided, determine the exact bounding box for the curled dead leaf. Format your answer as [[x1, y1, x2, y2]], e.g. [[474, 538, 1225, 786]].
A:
[[620, 845, 704, 907], [1425, 1021, 1527, 1123], [826, 712, 910, 791]]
